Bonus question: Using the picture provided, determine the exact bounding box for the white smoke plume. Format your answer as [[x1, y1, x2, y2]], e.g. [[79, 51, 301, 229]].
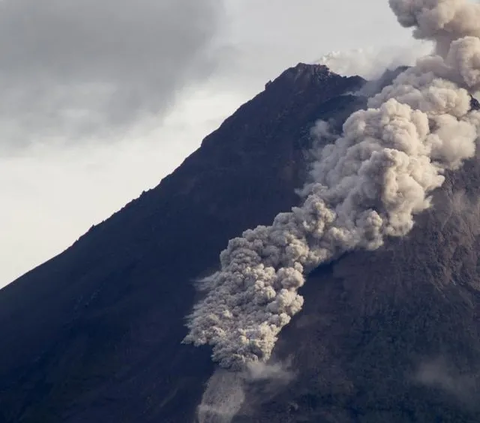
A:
[[183, 0, 480, 370], [316, 44, 432, 80]]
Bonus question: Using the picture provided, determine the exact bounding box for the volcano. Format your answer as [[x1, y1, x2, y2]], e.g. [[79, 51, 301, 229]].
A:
[[1, 63, 480, 423]]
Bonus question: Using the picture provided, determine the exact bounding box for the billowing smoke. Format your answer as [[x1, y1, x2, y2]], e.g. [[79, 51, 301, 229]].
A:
[[389, 0, 480, 57], [184, 0, 480, 370]]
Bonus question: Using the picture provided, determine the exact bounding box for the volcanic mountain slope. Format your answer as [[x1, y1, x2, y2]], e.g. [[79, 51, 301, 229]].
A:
[[1, 63, 480, 423], [0, 64, 363, 423]]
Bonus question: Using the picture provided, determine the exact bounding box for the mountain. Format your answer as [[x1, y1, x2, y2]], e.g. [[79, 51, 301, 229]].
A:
[[1, 63, 480, 423]]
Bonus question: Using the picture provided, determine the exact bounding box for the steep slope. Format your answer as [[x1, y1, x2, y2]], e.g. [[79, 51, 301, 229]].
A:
[[0, 64, 364, 423]]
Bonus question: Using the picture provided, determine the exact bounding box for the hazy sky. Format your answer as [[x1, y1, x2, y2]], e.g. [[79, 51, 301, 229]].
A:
[[0, 0, 428, 287]]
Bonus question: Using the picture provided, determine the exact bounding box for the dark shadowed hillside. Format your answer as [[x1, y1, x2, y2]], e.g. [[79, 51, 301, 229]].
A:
[[2, 63, 480, 423]]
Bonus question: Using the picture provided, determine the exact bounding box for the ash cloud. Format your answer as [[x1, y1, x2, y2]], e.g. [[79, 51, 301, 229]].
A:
[[0, 0, 224, 149], [184, 0, 480, 370]]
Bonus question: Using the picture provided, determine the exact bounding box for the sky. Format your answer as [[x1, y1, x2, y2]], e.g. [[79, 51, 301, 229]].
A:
[[0, 0, 429, 287]]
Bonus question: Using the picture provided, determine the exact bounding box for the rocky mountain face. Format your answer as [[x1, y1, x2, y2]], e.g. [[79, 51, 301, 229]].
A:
[[1, 63, 480, 423]]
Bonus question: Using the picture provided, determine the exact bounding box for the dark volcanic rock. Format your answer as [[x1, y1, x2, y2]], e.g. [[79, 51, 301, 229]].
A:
[[0, 64, 364, 423]]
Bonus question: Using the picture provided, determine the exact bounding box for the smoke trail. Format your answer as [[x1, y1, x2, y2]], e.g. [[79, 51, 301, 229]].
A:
[[196, 370, 245, 423], [196, 362, 293, 422], [183, 0, 480, 369]]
